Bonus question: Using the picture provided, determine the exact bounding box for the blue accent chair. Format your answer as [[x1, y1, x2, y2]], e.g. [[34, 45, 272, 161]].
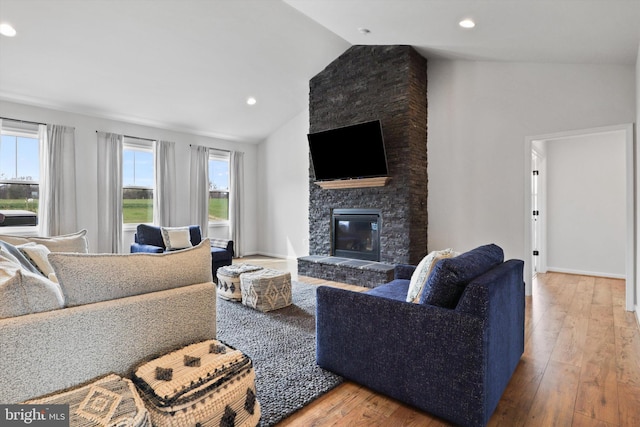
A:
[[315, 244, 525, 427], [130, 224, 234, 279]]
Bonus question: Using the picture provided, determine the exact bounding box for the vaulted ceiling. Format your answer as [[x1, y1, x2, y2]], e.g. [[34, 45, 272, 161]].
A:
[[1, 0, 638, 143]]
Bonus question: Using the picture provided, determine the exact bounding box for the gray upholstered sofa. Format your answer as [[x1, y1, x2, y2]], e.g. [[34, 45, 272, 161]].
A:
[[0, 232, 217, 403]]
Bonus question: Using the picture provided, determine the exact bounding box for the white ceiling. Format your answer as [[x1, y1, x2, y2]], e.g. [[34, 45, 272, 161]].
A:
[[0, 0, 639, 143], [286, 0, 640, 64]]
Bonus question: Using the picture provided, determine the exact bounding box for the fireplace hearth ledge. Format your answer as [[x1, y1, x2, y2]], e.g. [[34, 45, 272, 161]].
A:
[[297, 255, 395, 289]]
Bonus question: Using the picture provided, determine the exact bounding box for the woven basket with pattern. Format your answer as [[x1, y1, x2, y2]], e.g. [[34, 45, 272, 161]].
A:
[[133, 340, 260, 427], [240, 269, 292, 312], [217, 264, 264, 301]]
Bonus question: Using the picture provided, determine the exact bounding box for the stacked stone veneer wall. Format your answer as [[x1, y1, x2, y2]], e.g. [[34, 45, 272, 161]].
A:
[[307, 45, 428, 265]]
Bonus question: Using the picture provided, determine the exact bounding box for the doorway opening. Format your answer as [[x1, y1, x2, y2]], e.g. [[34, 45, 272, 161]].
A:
[[524, 124, 635, 311]]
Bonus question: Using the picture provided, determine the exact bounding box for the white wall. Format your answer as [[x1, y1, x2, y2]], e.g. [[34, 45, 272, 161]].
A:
[[257, 60, 637, 270], [0, 100, 259, 254], [257, 109, 309, 259], [636, 42, 640, 317], [545, 131, 626, 277], [427, 61, 636, 267]]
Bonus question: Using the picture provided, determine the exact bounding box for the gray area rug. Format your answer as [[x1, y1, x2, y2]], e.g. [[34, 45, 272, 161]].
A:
[[216, 281, 344, 426]]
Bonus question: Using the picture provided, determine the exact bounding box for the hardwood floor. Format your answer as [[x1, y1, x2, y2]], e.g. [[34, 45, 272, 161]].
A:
[[234, 257, 640, 426]]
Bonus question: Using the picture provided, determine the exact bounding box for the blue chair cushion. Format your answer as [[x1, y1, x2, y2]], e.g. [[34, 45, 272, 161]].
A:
[[365, 280, 410, 301], [135, 224, 166, 248], [419, 243, 504, 308]]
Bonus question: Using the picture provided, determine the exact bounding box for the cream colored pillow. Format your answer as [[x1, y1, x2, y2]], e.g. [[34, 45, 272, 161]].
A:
[[0, 254, 65, 318], [18, 243, 55, 277], [406, 249, 455, 303], [0, 229, 89, 253], [160, 226, 193, 251]]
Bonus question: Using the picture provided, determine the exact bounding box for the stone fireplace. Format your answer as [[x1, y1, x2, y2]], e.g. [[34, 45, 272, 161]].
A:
[[298, 45, 428, 287]]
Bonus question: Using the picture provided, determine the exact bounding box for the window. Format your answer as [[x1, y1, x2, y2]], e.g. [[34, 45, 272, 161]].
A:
[[0, 120, 40, 226], [209, 150, 229, 222], [122, 137, 154, 224]]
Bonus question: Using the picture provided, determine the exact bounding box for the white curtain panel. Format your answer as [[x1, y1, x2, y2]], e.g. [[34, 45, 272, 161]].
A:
[[154, 140, 176, 227], [230, 150, 244, 257], [189, 145, 209, 238], [39, 124, 77, 236], [96, 132, 123, 253]]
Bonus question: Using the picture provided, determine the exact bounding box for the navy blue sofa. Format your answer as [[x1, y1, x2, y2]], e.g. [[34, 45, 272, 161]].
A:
[[130, 224, 234, 279], [316, 244, 524, 427]]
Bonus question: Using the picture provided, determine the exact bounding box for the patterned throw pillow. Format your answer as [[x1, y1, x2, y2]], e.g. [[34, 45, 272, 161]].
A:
[[25, 374, 149, 427], [210, 238, 229, 250], [406, 249, 454, 303], [160, 226, 193, 251]]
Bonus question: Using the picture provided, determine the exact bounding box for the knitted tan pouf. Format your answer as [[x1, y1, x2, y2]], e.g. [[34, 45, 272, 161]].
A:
[[216, 264, 263, 301], [133, 339, 260, 427], [240, 268, 292, 312]]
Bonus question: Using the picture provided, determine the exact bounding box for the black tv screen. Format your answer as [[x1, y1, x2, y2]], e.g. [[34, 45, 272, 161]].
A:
[[308, 120, 389, 181]]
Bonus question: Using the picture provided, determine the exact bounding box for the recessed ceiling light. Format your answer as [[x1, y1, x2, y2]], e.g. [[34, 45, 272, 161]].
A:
[[246, 97, 257, 106], [459, 19, 475, 29], [0, 23, 17, 37]]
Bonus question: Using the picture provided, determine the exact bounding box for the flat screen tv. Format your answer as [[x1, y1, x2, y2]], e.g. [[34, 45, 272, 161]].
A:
[[308, 120, 389, 181]]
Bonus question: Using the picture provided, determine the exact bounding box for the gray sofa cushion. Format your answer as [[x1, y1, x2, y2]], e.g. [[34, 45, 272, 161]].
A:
[[49, 239, 213, 307]]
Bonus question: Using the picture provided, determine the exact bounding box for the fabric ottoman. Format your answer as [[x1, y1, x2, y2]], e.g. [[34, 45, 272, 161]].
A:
[[25, 374, 150, 427], [133, 339, 260, 427], [240, 268, 292, 312], [217, 264, 264, 301]]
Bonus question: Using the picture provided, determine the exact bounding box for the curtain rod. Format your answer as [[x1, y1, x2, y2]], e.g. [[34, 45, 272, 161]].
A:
[[124, 134, 156, 142], [189, 144, 232, 153], [1, 116, 46, 126], [95, 130, 155, 142]]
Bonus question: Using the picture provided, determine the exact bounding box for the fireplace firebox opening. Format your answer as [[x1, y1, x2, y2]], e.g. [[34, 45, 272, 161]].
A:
[[331, 209, 382, 262]]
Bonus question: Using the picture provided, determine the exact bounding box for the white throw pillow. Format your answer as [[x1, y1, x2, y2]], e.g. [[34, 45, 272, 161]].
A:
[[49, 239, 213, 307], [18, 243, 55, 277], [160, 226, 193, 251], [406, 249, 455, 303], [0, 254, 65, 318], [0, 229, 89, 253]]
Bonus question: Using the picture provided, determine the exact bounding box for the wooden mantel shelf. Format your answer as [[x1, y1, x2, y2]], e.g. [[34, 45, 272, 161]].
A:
[[315, 176, 391, 190]]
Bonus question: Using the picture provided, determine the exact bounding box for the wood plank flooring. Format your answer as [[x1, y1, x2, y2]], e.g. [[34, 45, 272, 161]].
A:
[[234, 257, 640, 426]]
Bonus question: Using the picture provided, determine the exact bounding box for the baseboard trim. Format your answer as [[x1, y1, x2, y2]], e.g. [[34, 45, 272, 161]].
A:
[[251, 251, 301, 261], [546, 267, 626, 280]]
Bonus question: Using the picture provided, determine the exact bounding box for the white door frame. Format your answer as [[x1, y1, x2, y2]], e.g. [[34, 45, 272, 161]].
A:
[[523, 123, 635, 312], [531, 144, 548, 275]]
